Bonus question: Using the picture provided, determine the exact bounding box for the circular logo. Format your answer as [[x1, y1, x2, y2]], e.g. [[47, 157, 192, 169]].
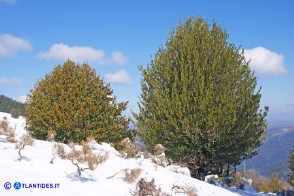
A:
[[13, 182, 21, 190], [4, 182, 11, 190]]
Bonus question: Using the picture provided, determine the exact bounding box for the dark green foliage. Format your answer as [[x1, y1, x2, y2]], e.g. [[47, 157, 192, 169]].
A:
[[10, 108, 20, 118], [25, 60, 130, 145], [290, 146, 294, 186], [0, 95, 25, 115], [134, 17, 268, 179]]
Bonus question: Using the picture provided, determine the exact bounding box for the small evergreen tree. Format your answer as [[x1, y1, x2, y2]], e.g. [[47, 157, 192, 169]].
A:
[[25, 60, 130, 145], [134, 17, 268, 179], [10, 108, 20, 118]]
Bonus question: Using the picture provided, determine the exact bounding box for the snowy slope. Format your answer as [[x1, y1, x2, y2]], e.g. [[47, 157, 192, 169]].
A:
[[0, 112, 266, 196]]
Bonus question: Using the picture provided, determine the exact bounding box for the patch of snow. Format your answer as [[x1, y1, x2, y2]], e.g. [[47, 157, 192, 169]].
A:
[[167, 165, 191, 176], [0, 112, 271, 196]]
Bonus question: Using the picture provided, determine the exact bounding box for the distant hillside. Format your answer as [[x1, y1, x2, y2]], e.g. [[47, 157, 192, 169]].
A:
[[244, 125, 294, 180], [0, 94, 25, 116]]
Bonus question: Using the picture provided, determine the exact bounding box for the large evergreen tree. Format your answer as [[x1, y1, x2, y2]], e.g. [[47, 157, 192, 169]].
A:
[[25, 60, 130, 145], [134, 17, 268, 179]]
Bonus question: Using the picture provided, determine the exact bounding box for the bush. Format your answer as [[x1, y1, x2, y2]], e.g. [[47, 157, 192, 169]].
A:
[[5, 127, 16, 143], [107, 168, 142, 184], [131, 178, 168, 196], [152, 144, 167, 167], [120, 138, 138, 158], [52, 143, 67, 160], [124, 168, 142, 183], [0, 116, 9, 133], [47, 130, 56, 142], [172, 183, 197, 196], [66, 140, 109, 176], [15, 133, 34, 160], [25, 60, 130, 145], [10, 108, 20, 118], [244, 169, 291, 193], [0, 117, 16, 142]]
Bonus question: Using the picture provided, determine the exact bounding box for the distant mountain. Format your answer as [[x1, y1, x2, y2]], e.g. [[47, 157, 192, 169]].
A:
[[0, 94, 25, 116], [243, 124, 294, 180]]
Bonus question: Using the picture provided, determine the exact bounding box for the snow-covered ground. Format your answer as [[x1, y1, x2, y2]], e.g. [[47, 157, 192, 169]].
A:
[[0, 112, 273, 196]]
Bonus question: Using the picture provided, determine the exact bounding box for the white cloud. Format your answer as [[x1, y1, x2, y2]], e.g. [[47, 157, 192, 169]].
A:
[[243, 47, 286, 76], [16, 95, 27, 103], [110, 51, 128, 65], [0, 33, 32, 58], [0, 77, 22, 86], [104, 70, 132, 85], [38, 43, 128, 65], [0, 0, 16, 5], [38, 43, 105, 63]]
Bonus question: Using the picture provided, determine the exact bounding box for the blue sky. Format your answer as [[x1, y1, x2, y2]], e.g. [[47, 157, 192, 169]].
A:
[[0, 0, 293, 123]]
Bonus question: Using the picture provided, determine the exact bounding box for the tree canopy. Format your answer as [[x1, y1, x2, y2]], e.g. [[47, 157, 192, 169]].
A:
[[25, 60, 130, 145], [134, 17, 268, 179]]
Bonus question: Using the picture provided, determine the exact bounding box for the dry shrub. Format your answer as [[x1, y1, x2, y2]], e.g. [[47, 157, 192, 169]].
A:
[[124, 168, 142, 183], [53, 143, 67, 160], [0, 117, 17, 142], [258, 177, 270, 193], [131, 178, 169, 196], [15, 133, 34, 160], [47, 130, 56, 141], [244, 169, 292, 193], [154, 144, 165, 156], [172, 183, 197, 196], [169, 166, 191, 176], [0, 117, 9, 132], [5, 127, 17, 143], [67, 141, 109, 176], [269, 172, 291, 193], [152, 144, 167, 167], [107, 168, 142, 184], [120, 137, 138, 158]]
